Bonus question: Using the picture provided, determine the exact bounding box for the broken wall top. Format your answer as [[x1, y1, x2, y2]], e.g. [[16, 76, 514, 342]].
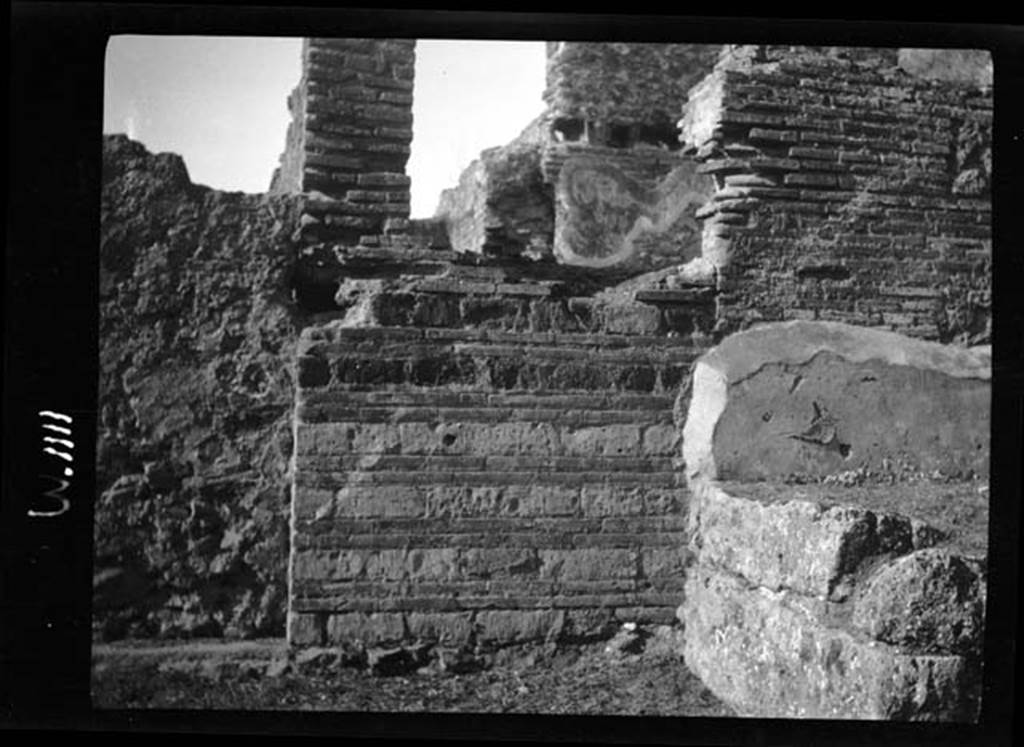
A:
[[545, 42, 721, 132]]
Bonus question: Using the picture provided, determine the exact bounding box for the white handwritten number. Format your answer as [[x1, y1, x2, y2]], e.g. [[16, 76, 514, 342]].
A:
[[29, 475, 71, 518], [31, 411, 74, 517]]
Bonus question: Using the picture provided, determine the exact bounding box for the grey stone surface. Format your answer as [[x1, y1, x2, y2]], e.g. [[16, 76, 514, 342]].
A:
[[476, 609, 566, 646], [682, 321, 990, 483], [688, 480, 877, 598], [678, 322, 989, 721], [681, 564, 981, 721]]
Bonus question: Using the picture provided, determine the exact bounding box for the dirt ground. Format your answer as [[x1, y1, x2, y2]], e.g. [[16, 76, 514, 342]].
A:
[[91, 630, 734, 717]]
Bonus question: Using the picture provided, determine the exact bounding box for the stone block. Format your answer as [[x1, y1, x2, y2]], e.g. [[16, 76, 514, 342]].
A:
[[288, 611, 324, 646], [580, 485, 646, 517], [326, 612, 406, 646], [642, 487, 686, 515], [680, 564, 981, 721], [460, 548, 540, 579], [538, 484, 580, 515], [292, 550, 351, 580], [641, 424, 679, 456], [539, 548, 637, 581], [852, 549, 986, 655], [423, 421, 561, 457], [477, 422, 561, 456], [395, 422, 438, 454], [602, 303, 663, 335], [476, 609, 565, 646], [687, 480, 876, 597], [682, 321, 990, 483], [425, 484, 537, 519], [405, 612, 474, 646], [331, 485, 425, 518], [293, 486, 334, 520], [294, 548, 459, 582], [295, 422, 353, 455], [561, 425, 641, 457], [399, 548, 459, 581]]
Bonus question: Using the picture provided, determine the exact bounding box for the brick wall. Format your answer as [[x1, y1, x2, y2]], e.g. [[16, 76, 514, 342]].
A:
[[270, 38, 416, 244], [287, 269, 714, 648], [680, 45, 992, 344]]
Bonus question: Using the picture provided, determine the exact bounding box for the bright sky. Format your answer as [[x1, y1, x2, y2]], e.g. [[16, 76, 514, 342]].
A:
[[103, 36, 547, 217]]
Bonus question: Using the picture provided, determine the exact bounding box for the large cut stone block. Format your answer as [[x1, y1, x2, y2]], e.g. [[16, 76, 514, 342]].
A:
[[561, 424, 642, 457], [682, 321, 990, 483], [677, 322, 989, 721], [680, 564, 981, 721], [405, 612, 474, 646], [539, 548, 638, 582], [476, 609, 565, 646], [688, 480, 876, 597], [326, 612, 406, 646]]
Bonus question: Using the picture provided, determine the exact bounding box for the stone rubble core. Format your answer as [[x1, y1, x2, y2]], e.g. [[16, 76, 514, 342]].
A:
[[95, 135, 303, 640], [676, 320, 989, 721]]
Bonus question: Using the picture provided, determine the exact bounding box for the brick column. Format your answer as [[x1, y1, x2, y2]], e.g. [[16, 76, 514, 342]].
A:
[[270, 38, 415, 244]]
